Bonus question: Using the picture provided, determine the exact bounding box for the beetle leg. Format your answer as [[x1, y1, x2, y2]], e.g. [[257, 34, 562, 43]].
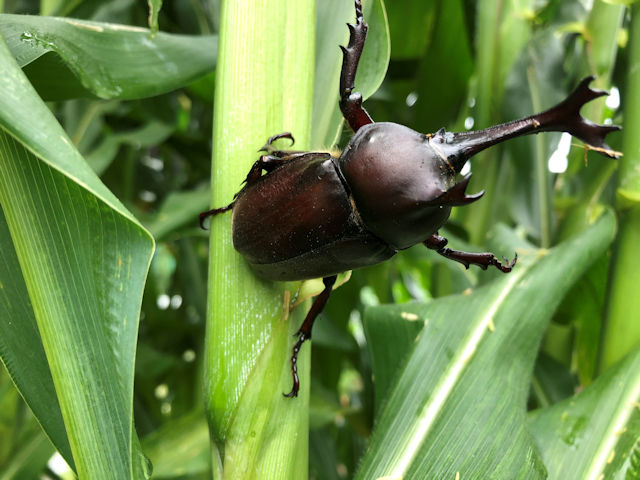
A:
[[423, 233, 517, 273], [339, 0, 374, 133], [242, 154, 288, 185], [260, 132, 295, 152], [284, 275, 337, 398], [199, 202, 234, 229]]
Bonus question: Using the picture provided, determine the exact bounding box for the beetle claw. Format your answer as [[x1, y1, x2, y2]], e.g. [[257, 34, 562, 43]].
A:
[[260, 132, 295, 153], [492, 253, 518, 273]]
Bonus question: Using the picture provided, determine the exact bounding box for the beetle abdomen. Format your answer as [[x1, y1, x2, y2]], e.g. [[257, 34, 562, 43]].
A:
[[231, 152, 394, 280], [249, 235, 395, 281]]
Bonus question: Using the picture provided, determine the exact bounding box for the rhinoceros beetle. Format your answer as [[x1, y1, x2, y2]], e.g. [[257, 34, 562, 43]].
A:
[[201, 0, 620, 397]]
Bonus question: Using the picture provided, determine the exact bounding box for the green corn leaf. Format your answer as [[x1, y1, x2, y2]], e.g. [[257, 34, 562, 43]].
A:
[[529, 346, 640, 479], [0, 14, 216, 100], [0, 30, 153, 479], [357, 211, 616, 478], [143, 185, 210, 242], [600, 2, 640, 372]]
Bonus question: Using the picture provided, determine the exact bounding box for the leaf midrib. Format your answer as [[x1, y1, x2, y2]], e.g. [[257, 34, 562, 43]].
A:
[[389, 268, 527, 476], [583, 371, 640, 479]]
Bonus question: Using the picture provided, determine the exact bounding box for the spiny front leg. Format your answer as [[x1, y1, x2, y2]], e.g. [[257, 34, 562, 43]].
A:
[[339, 0, 373, 133], [284, 275, 337, 398], [424, 233, 517, 273]]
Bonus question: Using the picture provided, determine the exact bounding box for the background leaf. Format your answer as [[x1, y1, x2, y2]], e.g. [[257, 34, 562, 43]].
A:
[[356, 212, 616, 478], [0, 14, 216, 100], [0, 0, 634, 478], [529, 346, 640, 479], [0, 30, 153, 478], [142, 409, 210, 478]]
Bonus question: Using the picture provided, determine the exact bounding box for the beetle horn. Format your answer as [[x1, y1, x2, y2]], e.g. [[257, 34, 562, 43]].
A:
[[530, 76, 621, 155], [425, 174, 484, 207], [438, 76, 621, 173]]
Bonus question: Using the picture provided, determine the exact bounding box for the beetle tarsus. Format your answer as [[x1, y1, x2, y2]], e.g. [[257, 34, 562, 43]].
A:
[[283, 275, 337, 398], [260, 132, 295, 154], [424, 233, 517, 273], [283, 332, 306, 398], [489, 253, 518, 273], [339, 0, 373, 133], [199, 202, 234, 229]]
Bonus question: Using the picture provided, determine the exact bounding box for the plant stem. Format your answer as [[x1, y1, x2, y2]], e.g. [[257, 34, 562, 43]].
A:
[[578, 0, 624, 200], [461, 0, 532, 244], [598, 3, 640, 372], [528, 68, 550, 247], [555, 1, 624, 243], [203, 1, 315, 478]]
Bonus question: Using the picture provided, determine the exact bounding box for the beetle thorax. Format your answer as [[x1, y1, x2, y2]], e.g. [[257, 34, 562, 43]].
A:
[[338, 122, 457, 250]]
